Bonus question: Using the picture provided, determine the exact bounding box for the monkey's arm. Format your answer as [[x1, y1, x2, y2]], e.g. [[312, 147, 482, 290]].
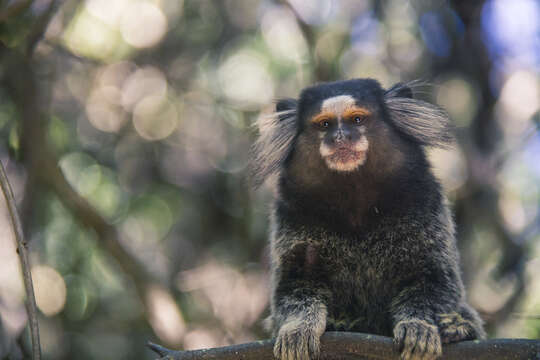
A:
[[269, 230, 331, 360], [390, 256, 462, 360]]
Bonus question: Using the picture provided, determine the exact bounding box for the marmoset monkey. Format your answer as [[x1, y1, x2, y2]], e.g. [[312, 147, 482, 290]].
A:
[[251, 79, 485, 360]]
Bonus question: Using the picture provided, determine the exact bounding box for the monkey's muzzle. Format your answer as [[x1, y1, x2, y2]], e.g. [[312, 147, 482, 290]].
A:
[[321, 142, 368, 172], [328, 147, 364, 162]]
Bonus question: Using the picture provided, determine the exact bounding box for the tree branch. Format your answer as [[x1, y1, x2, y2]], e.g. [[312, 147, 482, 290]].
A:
[[0, 160, 41, 360], [147, 332, 540, 360]]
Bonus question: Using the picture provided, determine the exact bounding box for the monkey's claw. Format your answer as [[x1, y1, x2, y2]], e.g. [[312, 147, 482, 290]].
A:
[[393, 319, 442, 360], [436, 312, 480, 343], [274, 322, 321, 360]]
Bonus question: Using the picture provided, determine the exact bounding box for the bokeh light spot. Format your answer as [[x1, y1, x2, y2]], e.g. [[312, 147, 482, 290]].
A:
[[32, 265, 67, 317], [122, 66, 167, 111], [497, 70, 540, 137], [218, 51, 274, 109], [59, 153, 101, 197], [63, 8, 126, 61], [500, 71, 539, 121], [261, 6, 308, 63], [133, 95, 178, 141], [147, 285, 186, 345], [481, 0, 540, 67], [351, 11, 385, 56], [436, 76, 479, 127], [86, 0, 129, 27], [429, 147, 467, 192], [120, 2, 167, 49], [86, 88, 126, 133]]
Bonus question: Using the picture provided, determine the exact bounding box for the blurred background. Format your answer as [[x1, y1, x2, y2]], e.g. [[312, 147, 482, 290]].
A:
[[0, 0, 539, 358]]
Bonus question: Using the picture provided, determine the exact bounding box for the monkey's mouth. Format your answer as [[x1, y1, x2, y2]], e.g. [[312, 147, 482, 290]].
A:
[[319, 138, 369, 172], [323, 147, 367, 172]]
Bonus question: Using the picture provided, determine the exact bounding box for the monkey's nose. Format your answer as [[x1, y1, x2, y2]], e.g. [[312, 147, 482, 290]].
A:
[[333, 128, 352, 143]]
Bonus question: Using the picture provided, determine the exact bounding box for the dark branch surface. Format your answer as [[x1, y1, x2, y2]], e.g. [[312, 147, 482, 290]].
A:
[[148, 332, 540, 360]]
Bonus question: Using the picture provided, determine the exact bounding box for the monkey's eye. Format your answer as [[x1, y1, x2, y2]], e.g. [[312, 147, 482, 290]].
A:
[[316, 119, 331, 129], [354, 116, 366, 124]]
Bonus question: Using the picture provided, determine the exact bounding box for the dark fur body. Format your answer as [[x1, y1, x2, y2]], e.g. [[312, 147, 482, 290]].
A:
[[254, 79, 484, 360]]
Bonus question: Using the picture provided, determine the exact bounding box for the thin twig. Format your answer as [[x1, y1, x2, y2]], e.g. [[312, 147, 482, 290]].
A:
[[147, 332, 540, 360], [0, 160, 41, 360]]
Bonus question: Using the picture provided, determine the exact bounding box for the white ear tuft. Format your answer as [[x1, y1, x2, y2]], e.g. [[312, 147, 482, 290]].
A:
[[384, 83, 454, 148], [250, 99, 298, 187]]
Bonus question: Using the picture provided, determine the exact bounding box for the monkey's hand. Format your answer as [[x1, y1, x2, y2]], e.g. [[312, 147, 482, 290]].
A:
[[437, 312, 483, 343], [393, 318, 442, 360], [274, 318, 324, 360]]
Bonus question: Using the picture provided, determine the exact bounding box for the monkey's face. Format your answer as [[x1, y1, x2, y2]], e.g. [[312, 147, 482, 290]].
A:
[[306, 95, 373, 172], [251, 78, 452, 188]]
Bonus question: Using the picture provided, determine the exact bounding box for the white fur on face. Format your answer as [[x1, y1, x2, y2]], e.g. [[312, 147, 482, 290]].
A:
[[319, 138, 369, 157], [320, 136, 369, 171], [318, 95, 370, 172], [321, 95, 356, 116], [318, 90, 370, 173], [319, 141, 333, 157], [325, 156, 365, 171]]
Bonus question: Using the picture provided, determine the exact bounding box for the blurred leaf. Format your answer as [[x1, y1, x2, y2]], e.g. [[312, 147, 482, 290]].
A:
[[8, 122, 19, 156], [0, 101, 16, 130], [48, 115, 70, 153], [0, 3, 33, 48]]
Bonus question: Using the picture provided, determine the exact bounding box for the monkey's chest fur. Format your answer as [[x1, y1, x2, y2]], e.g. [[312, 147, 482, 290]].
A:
[[303, 228, 410, 335], [273, 201, 441, 337]]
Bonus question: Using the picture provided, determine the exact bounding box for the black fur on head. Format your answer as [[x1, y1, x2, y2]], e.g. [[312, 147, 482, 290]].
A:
[[250, 79, 453, 187]]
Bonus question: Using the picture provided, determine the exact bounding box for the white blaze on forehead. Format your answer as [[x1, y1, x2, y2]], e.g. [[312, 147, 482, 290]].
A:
[[321, 95, 356, 115]]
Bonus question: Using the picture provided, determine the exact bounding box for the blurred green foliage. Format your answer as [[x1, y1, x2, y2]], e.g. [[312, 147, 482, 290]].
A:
[[0, 0, 539, 359]]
